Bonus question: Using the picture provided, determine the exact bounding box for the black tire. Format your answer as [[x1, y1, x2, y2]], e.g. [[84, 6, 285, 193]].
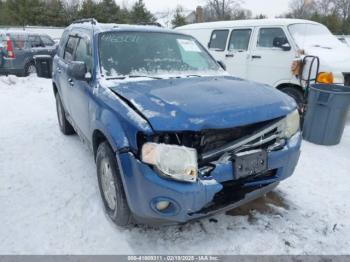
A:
[[55, 93, 75, 135], [96, 141, 132, 227], [280, 86, 305, 111], [24, 61, 37, 76]]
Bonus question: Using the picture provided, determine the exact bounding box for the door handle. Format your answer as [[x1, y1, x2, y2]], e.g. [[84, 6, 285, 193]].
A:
[[225, 53, 234, 58], [68, 78, 74, 86], [252, 55, 262, 59]]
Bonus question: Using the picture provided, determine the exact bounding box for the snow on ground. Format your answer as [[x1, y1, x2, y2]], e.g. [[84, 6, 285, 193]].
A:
[[0, 75, 350, 255]]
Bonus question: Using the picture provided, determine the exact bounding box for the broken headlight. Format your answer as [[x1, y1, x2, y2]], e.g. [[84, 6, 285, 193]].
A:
[[141, 143, 198, 183], [281, 109, 300, 139]]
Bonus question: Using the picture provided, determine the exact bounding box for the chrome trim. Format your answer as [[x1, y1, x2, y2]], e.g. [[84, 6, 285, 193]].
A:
[[201, 119, 284, 161]]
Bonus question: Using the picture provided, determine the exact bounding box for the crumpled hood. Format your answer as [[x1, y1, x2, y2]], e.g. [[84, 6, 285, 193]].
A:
[[109, 76, 295, 131]]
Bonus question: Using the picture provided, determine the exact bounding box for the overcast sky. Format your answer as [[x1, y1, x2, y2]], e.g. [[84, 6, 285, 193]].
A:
[[140, 0, 291, 18]]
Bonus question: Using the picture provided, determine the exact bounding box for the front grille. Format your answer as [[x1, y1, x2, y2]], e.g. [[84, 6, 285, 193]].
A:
[[343, 73, 350, 86], [199, 118, 278, 154], [200, 118, 284, 163]]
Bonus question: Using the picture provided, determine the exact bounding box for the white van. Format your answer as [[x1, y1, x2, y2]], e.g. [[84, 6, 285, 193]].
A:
[[176, 19, 350, 107]]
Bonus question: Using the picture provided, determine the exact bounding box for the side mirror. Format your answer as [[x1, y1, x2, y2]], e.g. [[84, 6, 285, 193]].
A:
[[67, 61, 90, 81], [34, 55, 52, 79], [273, 37, 291, 51], [281, 43, 292, 51], [217, 60, 226, 71]]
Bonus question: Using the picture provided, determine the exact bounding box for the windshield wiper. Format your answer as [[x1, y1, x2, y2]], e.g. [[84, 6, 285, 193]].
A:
[[106, 75, 163, 80]]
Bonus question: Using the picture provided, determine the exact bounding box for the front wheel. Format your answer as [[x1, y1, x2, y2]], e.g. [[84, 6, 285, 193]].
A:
[[96, 142, 132, 227]]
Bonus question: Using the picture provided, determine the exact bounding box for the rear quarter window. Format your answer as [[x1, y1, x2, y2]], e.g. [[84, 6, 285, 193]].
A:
[[9, 33, 29, 50]]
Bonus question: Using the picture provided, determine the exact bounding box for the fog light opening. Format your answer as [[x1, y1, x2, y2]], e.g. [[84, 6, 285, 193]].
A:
[[155, 200, 170, 211]]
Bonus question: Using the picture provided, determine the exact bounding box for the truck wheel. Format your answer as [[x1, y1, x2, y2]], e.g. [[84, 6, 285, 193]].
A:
[[280, 86, 305, 111], [55, 93, 75, 135], [96, 142, 132, 227], [24, 62, 37, 76]]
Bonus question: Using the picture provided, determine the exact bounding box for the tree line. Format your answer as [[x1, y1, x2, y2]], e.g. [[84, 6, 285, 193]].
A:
[[0, 0, 155, 27], [0, 0, 349, 34], [283, 0, 350, 34]]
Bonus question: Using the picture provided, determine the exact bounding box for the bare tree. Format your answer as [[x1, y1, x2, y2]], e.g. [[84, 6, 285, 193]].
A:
[[286, 0, 316, 19], [205, 0, 243, 20], [334, 0, 350, 21], [315, 0, 335, 15]]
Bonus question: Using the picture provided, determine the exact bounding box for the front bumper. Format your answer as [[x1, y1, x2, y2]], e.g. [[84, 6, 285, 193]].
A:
[[117, 132, 302, 225]]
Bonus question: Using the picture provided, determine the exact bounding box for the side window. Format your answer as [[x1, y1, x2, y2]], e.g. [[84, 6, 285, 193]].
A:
[[10, 34, 27, 50], [209, 30, 229, 51], [257, 28, 289, 49], [64, 36, 78, 62], [41, 35, 55, 47], [74, 37, 92, 72], [29, 35, 43, 48], [228, 29, 252, 51]]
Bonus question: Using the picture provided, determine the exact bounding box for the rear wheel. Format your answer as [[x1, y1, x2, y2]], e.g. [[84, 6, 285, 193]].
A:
[[55, 93, 75, 135], [96, 142, 132, 227], [24, 62, 37, 76]]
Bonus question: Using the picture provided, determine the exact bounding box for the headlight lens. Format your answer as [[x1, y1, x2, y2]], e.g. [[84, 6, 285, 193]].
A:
[[282, 109, 300, 139], [141, 143, 198, 183]]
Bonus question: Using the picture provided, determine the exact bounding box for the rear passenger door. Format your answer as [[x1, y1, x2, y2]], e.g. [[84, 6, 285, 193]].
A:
[[208, 29, 229, 62], [59, 35, 79, 115], [224, 28, 253, 78]]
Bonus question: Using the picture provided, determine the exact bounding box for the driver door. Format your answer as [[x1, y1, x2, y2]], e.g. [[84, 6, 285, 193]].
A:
[[247, 27, 295, 86]]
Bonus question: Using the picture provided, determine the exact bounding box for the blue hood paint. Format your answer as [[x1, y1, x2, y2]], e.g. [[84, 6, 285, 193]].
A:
[[110, 76, 296, 132]]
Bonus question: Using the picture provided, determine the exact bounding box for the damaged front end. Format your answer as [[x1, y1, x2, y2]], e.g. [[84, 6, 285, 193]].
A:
[[117, 110, 301, 224]]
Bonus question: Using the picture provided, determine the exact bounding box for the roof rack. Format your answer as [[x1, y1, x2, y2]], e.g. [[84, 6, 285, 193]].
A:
[[138, 22, 162, 27], [72, 18, 98, 25]]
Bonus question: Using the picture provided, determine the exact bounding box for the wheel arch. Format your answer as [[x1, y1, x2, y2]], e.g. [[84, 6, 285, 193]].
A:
[[276, 83, 304, 94]]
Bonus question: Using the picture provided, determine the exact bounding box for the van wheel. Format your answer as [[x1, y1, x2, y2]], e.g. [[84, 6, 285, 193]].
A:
[[96, 142, 132, 227], [24, 62, 37, 76], [280, 86, 305, 111], [55, 93, 75, 135]]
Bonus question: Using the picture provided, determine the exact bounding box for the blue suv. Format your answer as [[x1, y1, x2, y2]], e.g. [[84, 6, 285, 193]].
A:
[[36, 19, 301, 226]]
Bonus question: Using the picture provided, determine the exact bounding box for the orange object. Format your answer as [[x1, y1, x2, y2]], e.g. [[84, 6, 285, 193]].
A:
[[316, 72, 333, 84]]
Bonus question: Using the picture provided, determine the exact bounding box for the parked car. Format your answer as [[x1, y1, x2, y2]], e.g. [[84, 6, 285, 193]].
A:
[[35, 19, 301, 226], [176, 19, 350, 108], [0, 30, 57, 76]]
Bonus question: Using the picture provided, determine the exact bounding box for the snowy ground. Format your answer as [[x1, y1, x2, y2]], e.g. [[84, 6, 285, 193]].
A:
[[0, 75, 350, 255]]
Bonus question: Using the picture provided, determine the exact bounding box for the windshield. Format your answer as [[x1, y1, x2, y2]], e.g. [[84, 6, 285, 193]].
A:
[[99, 31, 222, 79], [289, 23, 343, 49]]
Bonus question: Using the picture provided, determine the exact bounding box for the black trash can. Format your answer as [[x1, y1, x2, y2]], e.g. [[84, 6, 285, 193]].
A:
[[303, 84, 350, 145], [34, 55, 53, 79]]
